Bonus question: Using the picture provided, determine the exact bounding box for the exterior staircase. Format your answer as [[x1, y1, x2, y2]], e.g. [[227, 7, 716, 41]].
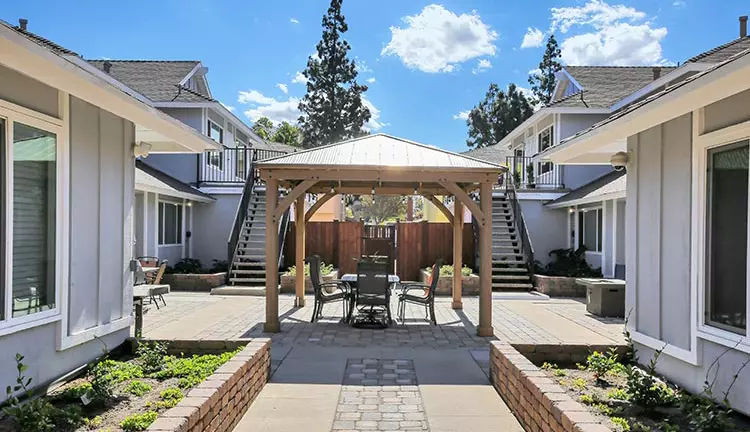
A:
[[490, 193, 534, 290], [229, 188, 267, 288]]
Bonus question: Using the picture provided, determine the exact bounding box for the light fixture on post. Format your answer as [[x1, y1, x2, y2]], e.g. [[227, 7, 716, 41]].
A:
[[133, 142, 152, 159], [330, 182, 335, 194], [413, 185, 418, 195]]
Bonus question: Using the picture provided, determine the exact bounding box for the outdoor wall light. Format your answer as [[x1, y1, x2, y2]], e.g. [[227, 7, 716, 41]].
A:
[[371, 186, 376, 195], [610, 151, 630, 171], [413, 186, 418, 195]]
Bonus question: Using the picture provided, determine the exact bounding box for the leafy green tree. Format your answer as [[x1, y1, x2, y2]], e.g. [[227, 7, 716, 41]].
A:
[[528, 34, 562, 105], [271, 122, 302, 147], [466, 83, 535, 149], [351, 195, 406, 224], [251, 117, 274, 140], [298, 0, 370, 148]]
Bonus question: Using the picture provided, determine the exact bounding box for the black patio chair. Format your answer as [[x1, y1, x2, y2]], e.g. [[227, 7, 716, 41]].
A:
[[398, 259, 443, 325], [307, 255, 350, 323], [350, 260, 392, 327]]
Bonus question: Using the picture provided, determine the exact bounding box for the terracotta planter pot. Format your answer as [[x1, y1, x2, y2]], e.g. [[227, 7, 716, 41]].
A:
[[279, 269, 340, 294], [419, 269, 480, 296]]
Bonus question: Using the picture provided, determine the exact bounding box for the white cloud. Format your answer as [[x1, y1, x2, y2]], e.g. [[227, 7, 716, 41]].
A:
[[238, 90, 276, 105], [472, 58, 492, 74], [521, 27, 545, 49], [550, 0, 645, 33], [366, 77, 376, 84], [381, 4, 497, 73], [220, 102, 235, 112], [356, 59, 373, 74], [672, 1, 686, 7], [291, 71, 308, 85], [290, 17, 299, 24], [362, 96, 386, 131], [546, 0, 669, 66], [238, 90, 301, 125], [276, 83, 289, 94], [453, 110, 470, 120]]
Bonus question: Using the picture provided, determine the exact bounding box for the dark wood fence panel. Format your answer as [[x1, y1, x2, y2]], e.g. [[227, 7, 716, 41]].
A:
[[284, 221, 474, 280]]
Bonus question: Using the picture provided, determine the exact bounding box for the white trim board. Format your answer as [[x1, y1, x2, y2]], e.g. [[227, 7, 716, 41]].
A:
[[545, 190, 626, 209]]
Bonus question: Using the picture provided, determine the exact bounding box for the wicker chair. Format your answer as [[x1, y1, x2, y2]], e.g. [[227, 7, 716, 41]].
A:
[[398, 259, 442, 325], [307, 255, 350, 322]]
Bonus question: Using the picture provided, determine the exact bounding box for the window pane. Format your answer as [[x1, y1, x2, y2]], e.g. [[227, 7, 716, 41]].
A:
[[707, 142, 748, 334], [158, 202, 164, 244], [177, 205, 182, 244], [584, 211, 597, 252], [597, 209, 603, 252], [209, 121, 223, 144], [0, 119, 4, 320], [164, 203, 177, 244], [578, 212, 584, 249], [12, 122, 56, 317]]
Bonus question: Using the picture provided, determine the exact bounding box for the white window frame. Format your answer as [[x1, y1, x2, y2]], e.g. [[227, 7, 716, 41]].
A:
[[207, 119, 224, 169], [157, 200, 183, 246], [537, 124, 554, 175], [693, 117, 750, 353], [577, 207, 603, 254], [0, 98, 69, 337]]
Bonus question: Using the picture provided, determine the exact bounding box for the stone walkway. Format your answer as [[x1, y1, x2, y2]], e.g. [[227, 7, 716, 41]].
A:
[[137, 291, 625, 431]]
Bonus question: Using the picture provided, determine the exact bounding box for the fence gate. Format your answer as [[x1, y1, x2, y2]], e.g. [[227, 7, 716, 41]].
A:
[[362, 224, 396, 273]]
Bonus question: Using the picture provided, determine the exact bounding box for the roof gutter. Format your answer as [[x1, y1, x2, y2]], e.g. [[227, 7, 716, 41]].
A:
[[541, 52, 750, 164], [0, 23, 221, 153]]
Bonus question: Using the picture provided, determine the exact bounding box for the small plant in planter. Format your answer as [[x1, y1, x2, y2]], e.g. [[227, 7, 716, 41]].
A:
[[512, 170, 522, 188], [426, 265, 472, 277], [285, 262, 334, 277], [526, 163, 535, 188]]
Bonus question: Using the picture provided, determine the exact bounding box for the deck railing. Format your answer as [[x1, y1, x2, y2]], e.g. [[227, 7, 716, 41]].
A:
[[198, 147, 287, 186], [505, 156, 564, 189]]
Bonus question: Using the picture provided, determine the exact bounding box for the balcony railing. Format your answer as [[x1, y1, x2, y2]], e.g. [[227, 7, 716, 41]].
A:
[[504, 156, 565, 189], [197, 147, 288, 185]]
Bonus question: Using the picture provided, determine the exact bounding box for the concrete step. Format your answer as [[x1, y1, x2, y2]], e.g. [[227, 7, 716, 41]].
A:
[[235, 254, 266, 261], [212, 286, 266, 296], [492, 283, 534, 290], [492, 267, 528, 273], [231, 269, 266, 275], [492, 259, 526, 265], [229, 276, 265, 284], [233, 260, 266, 267], [492, 274, 530, 280]]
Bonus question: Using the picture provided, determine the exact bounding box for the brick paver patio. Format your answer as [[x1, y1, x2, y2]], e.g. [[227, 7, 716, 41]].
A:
[[135, 291, 624, 431]]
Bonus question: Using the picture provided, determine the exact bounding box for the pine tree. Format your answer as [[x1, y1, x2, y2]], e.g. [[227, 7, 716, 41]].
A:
[[528, 34, 562, 105], [298, 0, 370, 148], [466, 83, 535, 149]]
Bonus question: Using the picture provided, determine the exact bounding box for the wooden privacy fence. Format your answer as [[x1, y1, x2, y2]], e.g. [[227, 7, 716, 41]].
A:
[[283, 221, 475, 281]]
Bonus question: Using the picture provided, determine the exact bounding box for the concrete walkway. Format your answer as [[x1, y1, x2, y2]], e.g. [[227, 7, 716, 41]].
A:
[[233, 344, 523, 432]]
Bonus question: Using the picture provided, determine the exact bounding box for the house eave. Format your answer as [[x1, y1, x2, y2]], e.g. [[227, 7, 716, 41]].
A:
[[497, 106, 609, 148]]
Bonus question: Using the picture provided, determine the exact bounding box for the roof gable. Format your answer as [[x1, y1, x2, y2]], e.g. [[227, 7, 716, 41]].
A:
[[259, 134, 502, 170], [86, 60, 215, 103]]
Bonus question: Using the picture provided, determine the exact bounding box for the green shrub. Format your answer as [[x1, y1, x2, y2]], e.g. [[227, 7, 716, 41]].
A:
[[534, 247, 603, 277], [124, 380, 153, 397], [286, 262, 334, 277], [210, 259, 228, 273], [594, 402, 614, 416], [152, 349, 238, 389], [89, 359, 143, 402], [52, 381, 92, 401], [680, 393, 732, 432], [136, 341, 168, 374], [425, 265, 473, 277], [120, 411, 158, 431], [159, 387, 184, 408], [83, 416, 102, 430], [587, 349, 622, 381], [540, 362, 557, 371], [607, 388, 630, 401], [579, 394, 596, 404], [625, 350, 676, 409], [611, 417, 630, 431], [167, 258, 203, 274], [571, 378, 587, 391]]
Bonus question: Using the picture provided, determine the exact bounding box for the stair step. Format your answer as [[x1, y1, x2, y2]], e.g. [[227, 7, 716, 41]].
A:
[[231, 269, 266, 275], [492, 267, 528, 273], [233, 260, 267, 267], [492, 260, 526, 265], [229, 276, 266, 283], [213, 286, 266, 296], [492, 283, 534, 289], [493, 273, 530, 279]]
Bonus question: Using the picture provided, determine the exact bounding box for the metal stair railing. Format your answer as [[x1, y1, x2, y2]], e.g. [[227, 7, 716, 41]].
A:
[[504, 173, 535, 277], [227, 156, 259, 283]]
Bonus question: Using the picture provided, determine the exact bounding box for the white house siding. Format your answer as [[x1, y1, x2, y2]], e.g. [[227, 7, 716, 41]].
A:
[[191, 193, 241, 265], [0, 88, 134, 395], [518, 198, 568, 265], [628, 102, 750, 413], [145, 108, 203, 184]]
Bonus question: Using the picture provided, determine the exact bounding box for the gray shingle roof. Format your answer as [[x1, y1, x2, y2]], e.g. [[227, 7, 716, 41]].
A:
[[136, 161, 213, 201], [461, 144, 513, 166], [8, 23, 78, 56], [548, 66, 676, 108], [87, 60, 215, 103], [252, 140, 301, 154], [547, 170, 625, 208], [686, 36, 750, 64]]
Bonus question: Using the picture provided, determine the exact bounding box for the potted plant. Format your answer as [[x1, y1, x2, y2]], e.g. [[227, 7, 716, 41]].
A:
[[512, 170, 522, 188], [526, 163, 536, 188]]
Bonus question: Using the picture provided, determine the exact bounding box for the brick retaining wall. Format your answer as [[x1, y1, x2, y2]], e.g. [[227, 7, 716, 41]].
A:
[[511, 343, 629, 366], [489, 341, 612, 432], [147, 338, 271, 432], [162, 272, 227, 292], [130, 338, 253, 356], [533, 275, 585, 297]]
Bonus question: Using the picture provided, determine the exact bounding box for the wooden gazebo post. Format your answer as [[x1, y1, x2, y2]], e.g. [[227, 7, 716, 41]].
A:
[[264, 177, 280, 333], [477, 181, 493, 337], [294, 195, 306, 307], [452, 200, 463, 309]]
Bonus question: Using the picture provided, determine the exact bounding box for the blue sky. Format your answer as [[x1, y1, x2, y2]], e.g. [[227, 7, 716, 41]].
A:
[[3, 1, 749, 152]]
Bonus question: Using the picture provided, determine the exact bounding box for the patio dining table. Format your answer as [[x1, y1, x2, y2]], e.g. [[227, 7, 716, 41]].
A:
[[340, 273, 400, 326]]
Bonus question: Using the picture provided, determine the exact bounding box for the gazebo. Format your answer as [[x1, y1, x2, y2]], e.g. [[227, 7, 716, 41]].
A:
[[256, 134, 506, 336]]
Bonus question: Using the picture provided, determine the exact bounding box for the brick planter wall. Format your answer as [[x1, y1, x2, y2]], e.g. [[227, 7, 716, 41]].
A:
[[279, 270, 340, 293], [162, 272, 227, 292], [489, 341, 612, 432], [510, 343, 629, 366], [534, 275, 586, 297], [129, 338, 253, 356], [419, 270, 480, 295], [147, 338, 271, 432]]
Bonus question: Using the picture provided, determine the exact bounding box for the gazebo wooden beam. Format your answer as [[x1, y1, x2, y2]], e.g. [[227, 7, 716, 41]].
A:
[[477, 181, 493, 337], [294, 195, 306, 307], [264, 178, 280, 333], [452, 199, 463, 310], [305, 185, 447, 195], [439, 181, 485, 222], [263, 169, 496, 184], [423, 194, 454, 224], [304, 193, 336, 223], [274, 179, 317, 221]]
